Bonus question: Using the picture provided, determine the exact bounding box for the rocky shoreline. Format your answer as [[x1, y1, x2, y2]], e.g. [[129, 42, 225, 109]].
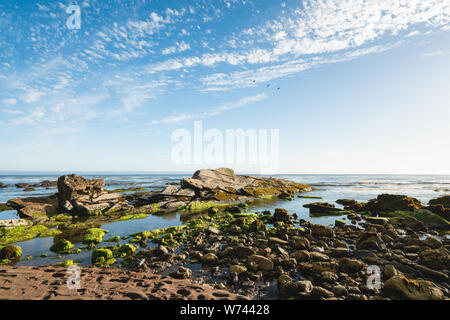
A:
[[0, 168, 449, 300]]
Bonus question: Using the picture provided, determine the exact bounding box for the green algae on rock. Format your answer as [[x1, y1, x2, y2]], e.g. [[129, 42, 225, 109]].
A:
[[82, 228, 109, 245], [92, 248, 116, 266], [0, 245, 22, 261], [50, 240, 75, 253], [0, 225, 48, 245]]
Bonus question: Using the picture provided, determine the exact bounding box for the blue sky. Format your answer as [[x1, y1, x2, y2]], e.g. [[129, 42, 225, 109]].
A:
[[0, 0, 449, 174]]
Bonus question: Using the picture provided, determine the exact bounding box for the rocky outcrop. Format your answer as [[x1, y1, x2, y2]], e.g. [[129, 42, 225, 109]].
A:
[[6, 195, 58, 218], [303, 202, 343, 216], [129, 168, 311, 211], [0, 183, 6, 189], [57, 174, 131, 216], [427, 195, 450, 220], [354, 194, 423, 214]]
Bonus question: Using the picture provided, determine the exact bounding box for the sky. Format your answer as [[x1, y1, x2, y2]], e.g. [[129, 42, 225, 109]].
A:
[[0, 0, 449, 174]]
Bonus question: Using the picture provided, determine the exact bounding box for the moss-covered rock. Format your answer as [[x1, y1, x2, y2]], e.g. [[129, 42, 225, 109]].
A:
[[82, 228, 109, 245], [117, 244, 136, 257], [92, 248, 116, 266], [54, 259, 78, 266], [0, 225, 48, 245], [0, 245, 22, 260], [50, 240, 74, 253]]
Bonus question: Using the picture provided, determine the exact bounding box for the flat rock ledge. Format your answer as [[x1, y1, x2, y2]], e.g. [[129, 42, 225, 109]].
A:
[[0, 266, 249, 300]]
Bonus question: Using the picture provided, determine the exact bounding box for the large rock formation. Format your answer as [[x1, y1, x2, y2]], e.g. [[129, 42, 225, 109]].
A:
[[129, 167, 312, 210], [57, 174, 130, 216]]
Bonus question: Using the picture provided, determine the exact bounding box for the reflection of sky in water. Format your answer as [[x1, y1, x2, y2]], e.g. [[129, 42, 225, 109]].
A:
[[1, 174, 449, 266]]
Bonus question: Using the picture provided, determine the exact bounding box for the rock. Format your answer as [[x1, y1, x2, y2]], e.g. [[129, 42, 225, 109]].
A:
[[418, 247, 450, 270], [273, 208, 290, 222], [339, 257, 365, 274], [202, 253, 219, 264], [321, 271, 339, 282], [91, 249, 115, 265], [365, 217, 389, 225], [336, 199, 358, 206], [6, 195, 58, 218], [362, 194, 423, 214], [311, 224, 334, 238], [170, 266, 192, 279], [82, 228, 109, 245], [292, 250, 310, 262], [57, 174, 128, 216], [294, 237, 310, 250], [207, 226, 220, 235], [117, 244, 136, 257], [154, 246, 169, 256], [161, 185, 179, 195], [310, 252, 330, 262], [356, 232, 386, 251], [249, 219, 266, 232], [423, 236, 442, 249], [0, 183, 6, 188], [229, 265, 247, 275], [278, 277, 313, 297], [384, 275, 444, 300], [268, 237, 288, 245], [234, 246, 256, 258], [335, 219, 346, 227], [0, 219, 31, 228], [248, 254, 274, 271], [311, 286, 334, 298], [303, 202, 342, 216], [0, 245, 22, 260], [331, 284, 348, 297], [50, 240, 74, 253], [58, 174, 104, 207], [428, 195, 450, 208], [383, 265, 402, 279]]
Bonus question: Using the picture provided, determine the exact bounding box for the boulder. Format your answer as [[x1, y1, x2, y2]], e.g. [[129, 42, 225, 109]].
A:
[[361, 194, 423, 214], [0, 183, 6, 188], [6, 195, 58, 218], [0, 245, 22, 260], [356, 232, 386, 251], [248, 254, 274, 271], [57, 174, 128, 216], [428, 195, 450, 208], [384, 275, 443, 300], [273, 208, 290, 222], [418, 247, 450, 270], [303, 202, 342, 216]]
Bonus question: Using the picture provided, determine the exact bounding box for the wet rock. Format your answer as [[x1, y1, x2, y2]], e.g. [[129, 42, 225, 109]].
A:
[[304, 202, 342, 215], [423, 236, 443, 249], [291, 250, 310, 262], [384, 275, 444, 300], [311, 225, 334, 238], [170, 266, 192, 279], [273, 208, 290, 222], [310, 252, 330, 262], [362, 194, 423, 214], [268, 237, 288, 245], [339, 257, 365, 274], [311, 286, 334, 298], [202, 253, 219, 264], [234, 246, 255, 258], [0, 245, 22, 260], [418, 247, 450, 270], [294, 237, 310, 250], [428, 195, 450, 208], [336, 199, 358, 206], [382, 265, 402, 279], [50, 240, 74, 253], [248, 255, 274, 271], [229, 265, 247, 275], [331, 284, 348, 297], [320, 271, 339, 283], [356, 232, 386, 251]]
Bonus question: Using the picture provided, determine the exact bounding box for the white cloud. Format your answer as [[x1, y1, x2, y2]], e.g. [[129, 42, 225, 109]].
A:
[[2, 98, 17, 106], [150, 93, 267, 125], [20, 89, 46, 103]]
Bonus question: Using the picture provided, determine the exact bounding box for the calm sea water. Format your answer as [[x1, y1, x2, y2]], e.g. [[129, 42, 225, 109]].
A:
[[1, 174, 449, 266]]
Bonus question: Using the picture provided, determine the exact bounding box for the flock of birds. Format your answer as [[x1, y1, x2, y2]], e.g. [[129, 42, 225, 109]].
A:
[[252, 79, 280, 90]]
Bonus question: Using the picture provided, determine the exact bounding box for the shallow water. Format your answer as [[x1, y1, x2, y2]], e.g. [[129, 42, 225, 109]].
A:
[[1, 174, 449, 266]]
